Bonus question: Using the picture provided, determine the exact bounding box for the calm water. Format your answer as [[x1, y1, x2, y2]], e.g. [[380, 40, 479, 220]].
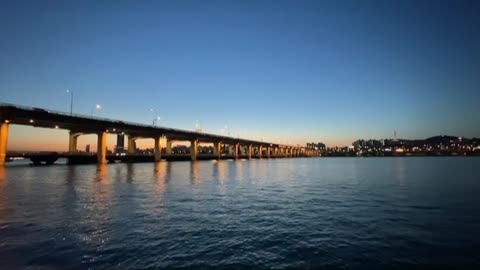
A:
[[0, 157, 479, 269]]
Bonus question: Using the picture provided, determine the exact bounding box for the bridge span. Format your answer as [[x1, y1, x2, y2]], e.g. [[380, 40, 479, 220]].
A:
[[0, 103, 319, 165]]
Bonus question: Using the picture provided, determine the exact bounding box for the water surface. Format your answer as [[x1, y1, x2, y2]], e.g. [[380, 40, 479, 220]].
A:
[[1, 157, 479, 269]]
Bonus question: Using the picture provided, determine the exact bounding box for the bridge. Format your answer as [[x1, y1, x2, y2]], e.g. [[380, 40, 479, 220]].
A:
[[0, 103, 319, 165]]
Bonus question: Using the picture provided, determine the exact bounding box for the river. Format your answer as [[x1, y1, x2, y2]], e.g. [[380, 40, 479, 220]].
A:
[[1, 157, 479, 269]]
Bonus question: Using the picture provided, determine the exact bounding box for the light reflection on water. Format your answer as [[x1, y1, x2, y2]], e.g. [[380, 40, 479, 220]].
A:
[[0, 157, 480, 269]]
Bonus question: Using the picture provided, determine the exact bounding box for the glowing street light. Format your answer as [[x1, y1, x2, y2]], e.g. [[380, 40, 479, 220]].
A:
[[66, 89, 74, 115], [91, 104, 101, 117]]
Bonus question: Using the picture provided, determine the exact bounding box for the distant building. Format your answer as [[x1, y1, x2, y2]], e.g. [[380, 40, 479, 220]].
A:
[[85, 144, 90, 153]]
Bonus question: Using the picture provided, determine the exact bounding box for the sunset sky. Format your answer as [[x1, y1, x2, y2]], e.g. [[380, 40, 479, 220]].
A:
[[1, 0, 479, 151]]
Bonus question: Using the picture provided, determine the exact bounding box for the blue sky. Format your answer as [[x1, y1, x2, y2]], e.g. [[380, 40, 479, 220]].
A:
[[1, 0, 479, 148]]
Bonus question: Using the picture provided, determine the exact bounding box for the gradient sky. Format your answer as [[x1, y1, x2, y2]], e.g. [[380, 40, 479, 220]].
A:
[[1, 0, 479, 150]]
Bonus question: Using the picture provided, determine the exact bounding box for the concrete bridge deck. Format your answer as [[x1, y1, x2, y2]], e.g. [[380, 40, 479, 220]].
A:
[[0, 103, 320, 165]]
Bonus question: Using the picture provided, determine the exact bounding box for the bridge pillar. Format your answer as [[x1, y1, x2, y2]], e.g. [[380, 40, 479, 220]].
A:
[[258, 146, 263, 158], [190, 139, 198, 161], [154, 136, 162, 162], [267, 147, 271, 158], [234, 143, 239, 159], [97, 132, 107, 164], [166, 140, 172, 155], [247, 145, 252, 159], [0, 122, 9, 166], [213, 142, 221, 160], [68, 132, 81, 153], [127, 137, 136, 154]]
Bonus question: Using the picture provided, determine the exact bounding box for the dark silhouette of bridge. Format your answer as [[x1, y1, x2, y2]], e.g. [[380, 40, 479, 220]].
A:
[[0, 103, 319, 165]]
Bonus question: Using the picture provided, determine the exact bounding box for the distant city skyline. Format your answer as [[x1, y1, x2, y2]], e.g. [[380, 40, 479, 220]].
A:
[[1, 0, 479, 150]]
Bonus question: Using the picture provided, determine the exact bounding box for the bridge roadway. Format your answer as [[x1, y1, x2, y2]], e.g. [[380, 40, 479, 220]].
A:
[[0, 103, 318, 165]]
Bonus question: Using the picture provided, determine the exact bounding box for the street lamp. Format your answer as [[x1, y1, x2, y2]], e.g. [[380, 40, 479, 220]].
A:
[[91, 104, 101, 117], [150, 108, 160, 126], [66, 89, 73, 115]]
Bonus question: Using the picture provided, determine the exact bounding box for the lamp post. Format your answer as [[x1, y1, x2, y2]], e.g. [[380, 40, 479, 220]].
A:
[[150, 109, 160, 127], [195, 120, 202, 132], [91, 104, 101, 117], [66, 89, 73, 115]]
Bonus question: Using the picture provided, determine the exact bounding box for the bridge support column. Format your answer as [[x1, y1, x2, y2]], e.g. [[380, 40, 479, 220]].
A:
[[213, 142, 221, 160], [154, 136, 162, 162], [234, 143, 239, 159], [248, 145, 252, 159], [267, 147, 271, 158], [97, 132, 107, 164], [190, 139, 198, 161], [258, 146, 263, 158], [68, 132, 80, 153], [166, 140, 172, 155], [0, 122, 9, 166], [127, 137, 136, 154]]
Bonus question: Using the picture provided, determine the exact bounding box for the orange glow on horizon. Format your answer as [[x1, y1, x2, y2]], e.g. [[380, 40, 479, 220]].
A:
[[5, 124, 354, 153]]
